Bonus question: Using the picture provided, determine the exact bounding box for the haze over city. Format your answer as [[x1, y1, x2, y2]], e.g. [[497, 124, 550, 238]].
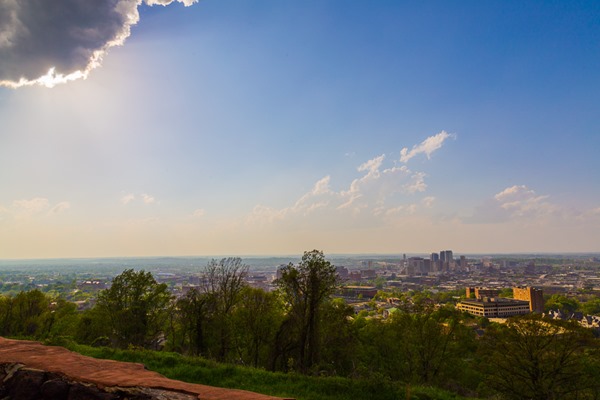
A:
[[1, 1, 599, 258]]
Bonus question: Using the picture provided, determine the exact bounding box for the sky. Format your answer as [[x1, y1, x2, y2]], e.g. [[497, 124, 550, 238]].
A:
[[1, 0, 599, 258]]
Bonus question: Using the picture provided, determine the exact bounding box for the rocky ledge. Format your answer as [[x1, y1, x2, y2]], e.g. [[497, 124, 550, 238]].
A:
[[0, 337, 289, 400]]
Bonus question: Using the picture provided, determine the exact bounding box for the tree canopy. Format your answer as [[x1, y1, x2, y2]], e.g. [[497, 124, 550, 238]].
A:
[[275, 250, 338, 373], [96, 269, 171, 348], [479, 314, 600, 400]]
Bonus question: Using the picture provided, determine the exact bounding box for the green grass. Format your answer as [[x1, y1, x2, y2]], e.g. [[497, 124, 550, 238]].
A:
[[53, 340, 476, 400]]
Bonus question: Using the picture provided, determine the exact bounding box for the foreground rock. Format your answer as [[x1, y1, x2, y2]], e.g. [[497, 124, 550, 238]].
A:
[[0, 337, 290, 400]]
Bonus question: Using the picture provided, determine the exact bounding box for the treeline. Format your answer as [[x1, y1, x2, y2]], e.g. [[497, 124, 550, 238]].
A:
[[2, 250, 600, 400]]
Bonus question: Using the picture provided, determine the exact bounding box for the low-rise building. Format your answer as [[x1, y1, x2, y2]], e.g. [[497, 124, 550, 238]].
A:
[[457, 297, 531, 318], [340, 285, 378, 299]]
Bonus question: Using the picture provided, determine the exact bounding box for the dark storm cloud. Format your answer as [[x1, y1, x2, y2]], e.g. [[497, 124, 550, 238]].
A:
[[0, 0, 197, 88]]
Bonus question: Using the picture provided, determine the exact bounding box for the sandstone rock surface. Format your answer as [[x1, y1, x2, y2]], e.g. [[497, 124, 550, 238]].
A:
[[0, 337, 289, 400]]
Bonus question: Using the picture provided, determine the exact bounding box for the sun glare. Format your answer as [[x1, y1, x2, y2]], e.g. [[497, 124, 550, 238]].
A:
[[0, 67, 88, 89]]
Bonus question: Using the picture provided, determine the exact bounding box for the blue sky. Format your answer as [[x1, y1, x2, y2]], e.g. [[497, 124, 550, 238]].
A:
[[0, 0, 599, 258]]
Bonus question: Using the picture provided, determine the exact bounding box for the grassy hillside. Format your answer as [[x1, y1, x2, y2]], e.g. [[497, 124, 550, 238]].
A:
[[56, 341, 476, 400]]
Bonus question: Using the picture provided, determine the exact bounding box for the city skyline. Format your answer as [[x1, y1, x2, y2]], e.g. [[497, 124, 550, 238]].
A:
[[1, 1, 599, 258]]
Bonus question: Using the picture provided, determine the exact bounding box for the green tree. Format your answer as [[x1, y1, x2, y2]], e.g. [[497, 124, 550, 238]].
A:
[[203, 257, 248, 361], [498, 288, 513, 298], [0, 295, 13, 336], [479, 314, 599, 400], [391, 304, 474, 385], [46, 297, 79, 339], [175, 258, 248, 360], [11, 290, 51, 337], [373, 276, 387, 289], [96, 269, 171, 348], [354, 300, 477, 390], [544, 294, 580, 314], [75, 306, 111, 345], [275, 250, 338, 373], [582, 298, 600, 316], [175, 287, 216, 356], [232, 287, 282, 368], [0, 290, 52, 338], [317, 298, 357, 376]]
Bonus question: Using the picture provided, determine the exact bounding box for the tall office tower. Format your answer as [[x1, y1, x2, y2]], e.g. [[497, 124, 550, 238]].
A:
[[439, 250, 454, 271], [460, 255, 467, 269], [423, 259, 432, 273], [408, 257, 425, 274], [430, 253, 440, 272], [440, 250, 453, 263]]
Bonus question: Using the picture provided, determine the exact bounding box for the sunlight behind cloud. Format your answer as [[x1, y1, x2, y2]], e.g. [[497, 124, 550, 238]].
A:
[[1, 1, 598, 258], [0, 0, 198, 88]]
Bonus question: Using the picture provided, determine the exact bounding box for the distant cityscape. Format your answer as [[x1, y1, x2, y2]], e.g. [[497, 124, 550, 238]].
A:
[[0, 252, 599, 328], [0, 250, 599, 398]]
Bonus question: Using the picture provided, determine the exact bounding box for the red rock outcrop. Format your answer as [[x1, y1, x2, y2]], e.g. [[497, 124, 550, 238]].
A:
[[0, 337, 290, 400]]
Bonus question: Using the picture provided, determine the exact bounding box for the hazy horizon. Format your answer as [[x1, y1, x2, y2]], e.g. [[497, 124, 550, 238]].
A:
[[2, 251, 599, 264], [1, 1, 599, 258]]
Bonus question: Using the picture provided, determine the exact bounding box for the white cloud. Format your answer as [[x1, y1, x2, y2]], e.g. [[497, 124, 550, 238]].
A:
[[248, 147, 444, 226], [494, 185, 555, 218], [358, 155, 385, 175], [121, 193, 135, 205], [308, 176, 332, 196], [246, 177, 335, 226], [142, 194, 156, 204], [246, 205, 287, 226], [339, 159, 427, 213], [192, 208, 206, 218], [400, 130, 454, 163], [245, 132, 452, 227], [0, 0, 199, 88], [49, 201, 71, 215], [12, 197, 50, 218], [286, 176, 333, 215], [422, 196, 435, 207], [121, 193, 156, 205], [145, 0, 197, 6], [3, 197, 70, 220], [465, 185, 559, 224], [494, 185, 536, 202], [374, 204, 418, 217], [404, 171, 427, 194]]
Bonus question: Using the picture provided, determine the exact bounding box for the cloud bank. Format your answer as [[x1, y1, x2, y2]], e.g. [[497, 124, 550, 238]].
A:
[[465, 185, 560, 224], [0, 0, 198, 88], [0, 197, 71, 220], [247, 132, 449, 227], [120, 192, 157, 205]]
